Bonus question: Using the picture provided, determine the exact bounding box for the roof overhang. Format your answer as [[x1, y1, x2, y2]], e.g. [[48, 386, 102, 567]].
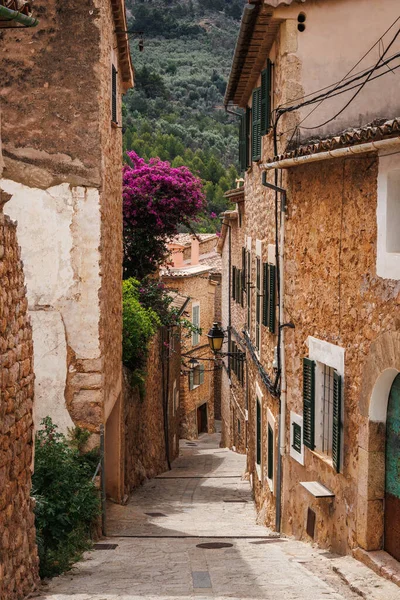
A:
[[224, 187, 245, 202], [263, 118, 400, 168], [111, 0, 134, 92], [224, 0, 306, 108]]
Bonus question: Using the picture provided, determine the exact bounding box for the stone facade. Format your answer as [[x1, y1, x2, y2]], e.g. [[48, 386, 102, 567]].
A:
[[0, 192, 38, 599], [162, 238, 222, 440], [220, 0, 400, 558], [0, 0, 133, 501], [124, 327, 180, 492]]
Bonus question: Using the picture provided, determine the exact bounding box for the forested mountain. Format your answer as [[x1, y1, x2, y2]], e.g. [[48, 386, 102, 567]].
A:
[[123, 0, 245, 232]]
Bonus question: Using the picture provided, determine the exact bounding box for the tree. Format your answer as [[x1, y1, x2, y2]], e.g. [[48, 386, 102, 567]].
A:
[[123, 151, 205, 278]]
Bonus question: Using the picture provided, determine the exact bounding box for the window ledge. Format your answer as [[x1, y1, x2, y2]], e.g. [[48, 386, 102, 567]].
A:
[[300, 481, 334, 498]]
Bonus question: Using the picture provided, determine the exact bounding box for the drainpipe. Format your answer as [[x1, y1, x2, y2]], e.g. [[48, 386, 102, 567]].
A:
[[0, 5, 38, 27], [262, 172, 287, 533]]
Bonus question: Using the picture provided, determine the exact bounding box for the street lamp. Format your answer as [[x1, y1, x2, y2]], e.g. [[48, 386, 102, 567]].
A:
[[207, 323, 225, 354]]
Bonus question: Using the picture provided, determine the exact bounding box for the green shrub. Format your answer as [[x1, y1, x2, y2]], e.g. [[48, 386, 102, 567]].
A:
[[33, 418, 100, 578], [122, 278, 161, 370]]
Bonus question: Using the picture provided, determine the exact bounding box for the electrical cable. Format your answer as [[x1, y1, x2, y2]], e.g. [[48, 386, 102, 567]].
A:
[[274, 15, 400, 111], [299, 27, 400, 131]]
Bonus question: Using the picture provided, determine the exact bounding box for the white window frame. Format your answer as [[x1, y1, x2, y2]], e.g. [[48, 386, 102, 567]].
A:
[[289, 411, 304, 465], [192, 302, 200, 346], [266, 408, 275, 493], [307, 337, 344, 464], [255, 382, 263, 481], [377, 154, 400, 280]]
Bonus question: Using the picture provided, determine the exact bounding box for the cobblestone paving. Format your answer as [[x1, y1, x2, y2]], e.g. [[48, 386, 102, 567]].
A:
[[37, 433, 400, 600]]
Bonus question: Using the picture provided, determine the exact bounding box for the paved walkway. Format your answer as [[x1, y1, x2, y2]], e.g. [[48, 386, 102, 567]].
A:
[[37, 433, 400, 600]]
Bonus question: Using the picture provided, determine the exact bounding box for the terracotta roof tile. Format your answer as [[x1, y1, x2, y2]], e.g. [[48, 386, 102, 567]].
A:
[[269, 118, 400, 162]]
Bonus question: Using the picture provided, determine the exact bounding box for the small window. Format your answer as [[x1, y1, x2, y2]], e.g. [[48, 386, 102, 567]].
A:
[[111, 65, 118, 124], [292, 422, 302, 453], [189, 363, 204, 390], [192, 303, 200, 346], [267, 423, 274, 482]]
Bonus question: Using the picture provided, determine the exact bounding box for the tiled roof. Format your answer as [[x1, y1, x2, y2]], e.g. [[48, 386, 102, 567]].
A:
[[199, 251, 222, 274], [172, 233, 218, 247], [161, 264, 212, 279], [224, 187, 245, 202], [269, 118, 400, 163]]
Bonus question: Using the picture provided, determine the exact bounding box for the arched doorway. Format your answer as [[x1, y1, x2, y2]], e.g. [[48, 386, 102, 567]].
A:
[[356, 330, 400, 553], [385, 374, 400, 560]]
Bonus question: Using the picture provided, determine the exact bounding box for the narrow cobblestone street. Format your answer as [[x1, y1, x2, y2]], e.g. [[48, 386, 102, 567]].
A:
[[37, 433, 400, 600]]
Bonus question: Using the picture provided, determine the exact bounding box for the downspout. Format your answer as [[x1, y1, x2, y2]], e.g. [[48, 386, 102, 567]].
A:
[[261, 170, 287, 533], [0, 5, 38, 26], [228, 223, 232, 378]]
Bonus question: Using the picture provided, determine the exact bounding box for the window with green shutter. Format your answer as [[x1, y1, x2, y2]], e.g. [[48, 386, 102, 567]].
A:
[[252, 88, 261, 162], [112, 65, 118, 124], [239, 114, 246, 171], [267, 423, 274, 481], [332, 371, 342, 472], [261, 60, 272, 135], [292, 422, 302, 453], [262, 263, 276, 333], [303, 358, 316, 450], [256, 399, 261, 466]]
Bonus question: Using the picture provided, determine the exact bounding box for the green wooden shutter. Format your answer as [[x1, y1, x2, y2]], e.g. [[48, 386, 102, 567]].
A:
[[303, 358, 315, 450], [261, 60, 272, 135], [199, 364, 205, 385], [256, 399, 261, 465], [239, 115, 246, 171], [332, 372, 342, 472], [262, 263, 268, 326], [268, 264, 276, 333], [246, 107, 251, 168], [252, 88, 261, 162], [189, 369, 194, 391], [112, 65, 118, 124], [292, 422, 302, 453], [267, 423, 273, 480]]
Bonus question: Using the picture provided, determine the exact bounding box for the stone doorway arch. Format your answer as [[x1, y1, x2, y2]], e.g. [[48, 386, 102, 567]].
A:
[[357, 331, 400, 552]]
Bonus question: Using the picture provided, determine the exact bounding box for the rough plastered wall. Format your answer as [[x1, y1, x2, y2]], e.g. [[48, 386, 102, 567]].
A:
[[163, 273, 216, 440], [0, 193, 39, 600], [124, 329, 180, 492], [283, 156, 400, 555], [2, 182, 102, 434]]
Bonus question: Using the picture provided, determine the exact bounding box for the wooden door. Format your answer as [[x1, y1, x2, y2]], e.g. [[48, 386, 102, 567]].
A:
[[384, 373, 400, 561]]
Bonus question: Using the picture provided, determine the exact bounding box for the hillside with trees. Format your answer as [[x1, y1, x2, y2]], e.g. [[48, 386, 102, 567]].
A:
[[123, 0, 245, 232]]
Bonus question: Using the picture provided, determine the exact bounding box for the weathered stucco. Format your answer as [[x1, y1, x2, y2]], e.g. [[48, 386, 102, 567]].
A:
[[2, 180, 102, 433]]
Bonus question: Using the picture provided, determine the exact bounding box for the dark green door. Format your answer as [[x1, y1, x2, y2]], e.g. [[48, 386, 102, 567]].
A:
[[385, 373, 400, 561]]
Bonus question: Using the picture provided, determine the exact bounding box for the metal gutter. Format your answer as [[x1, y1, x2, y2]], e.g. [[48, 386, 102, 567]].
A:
[[0, 4, 38, 27], [262, 137, 400, 169]]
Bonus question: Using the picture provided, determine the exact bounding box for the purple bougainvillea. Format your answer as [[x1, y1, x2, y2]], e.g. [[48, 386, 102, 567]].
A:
[[123, 152, 205, 279]]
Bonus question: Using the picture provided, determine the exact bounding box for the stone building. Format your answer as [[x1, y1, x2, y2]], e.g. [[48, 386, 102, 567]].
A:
[[0, 183, 38, 596], [124, 295, 187, 492], [162, 235, 222, 439], [0, 0, 133, 501], [220, 0, 400, 572]]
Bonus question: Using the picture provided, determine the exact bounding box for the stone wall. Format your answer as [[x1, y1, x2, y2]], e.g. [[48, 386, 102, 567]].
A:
[[163, 272, 217, 440], [124, 328, 180, 492], [282, 156, 400, 554], [0, 0, 132, 501], [0, 192, 38, 600]]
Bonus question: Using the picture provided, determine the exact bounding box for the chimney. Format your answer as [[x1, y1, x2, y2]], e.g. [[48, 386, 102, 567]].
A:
[[168, 243, 185, 268], [191, 236, 199, 266]]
